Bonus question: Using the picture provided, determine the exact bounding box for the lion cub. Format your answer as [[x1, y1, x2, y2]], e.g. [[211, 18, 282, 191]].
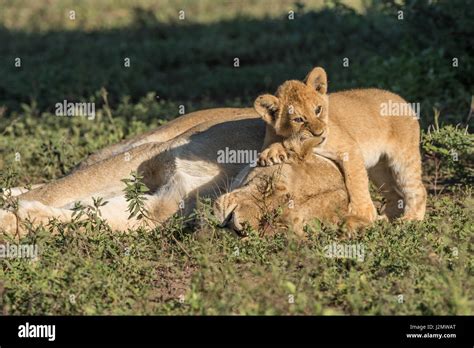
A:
[[254, 67, 426, 222]]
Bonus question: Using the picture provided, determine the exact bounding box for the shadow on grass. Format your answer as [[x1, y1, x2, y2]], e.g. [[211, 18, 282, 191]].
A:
[[0, 0, 472, 127]]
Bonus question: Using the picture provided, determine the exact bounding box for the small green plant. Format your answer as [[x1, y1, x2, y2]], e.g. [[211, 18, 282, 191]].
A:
[[0, 167, 20, 211], [421, 109, 473, 191], [121, 171, 150, 221]]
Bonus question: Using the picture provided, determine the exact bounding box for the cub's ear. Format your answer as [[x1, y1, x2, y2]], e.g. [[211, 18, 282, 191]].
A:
[[254, 94, 280, 125], [305, 67, 327, 94]]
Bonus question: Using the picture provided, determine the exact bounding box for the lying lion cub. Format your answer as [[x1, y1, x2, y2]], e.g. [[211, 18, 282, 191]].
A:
[[254, 66, 426, 222]]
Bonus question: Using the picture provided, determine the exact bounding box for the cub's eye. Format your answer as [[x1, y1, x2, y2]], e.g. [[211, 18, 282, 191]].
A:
[[292, 117, 305, 123], [315, 105, 322, 116]]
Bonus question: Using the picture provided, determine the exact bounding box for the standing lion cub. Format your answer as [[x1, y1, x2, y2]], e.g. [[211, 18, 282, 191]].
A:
[[254, 66, 426, 222]]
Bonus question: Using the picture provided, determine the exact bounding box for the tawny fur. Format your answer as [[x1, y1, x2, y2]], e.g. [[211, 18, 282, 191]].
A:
[[213, 139, 358, 237], [255, 66, 427, 223]]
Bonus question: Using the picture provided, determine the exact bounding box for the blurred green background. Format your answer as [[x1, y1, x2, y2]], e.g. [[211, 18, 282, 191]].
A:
[[0, 0, 472, 127]]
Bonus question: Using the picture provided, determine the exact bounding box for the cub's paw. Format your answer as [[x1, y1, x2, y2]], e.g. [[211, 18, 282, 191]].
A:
[[348, 202, 378, 223], [258, 143, 289, 166], [343, 215, 370, 236]]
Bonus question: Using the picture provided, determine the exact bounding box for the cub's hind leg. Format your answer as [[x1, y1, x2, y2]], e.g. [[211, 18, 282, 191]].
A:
[[387, 146, 427, 221]]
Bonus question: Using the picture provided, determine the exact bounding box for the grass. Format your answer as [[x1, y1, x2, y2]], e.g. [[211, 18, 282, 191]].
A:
[[0, 0, 473, 315], [0, 186, 472, 315]]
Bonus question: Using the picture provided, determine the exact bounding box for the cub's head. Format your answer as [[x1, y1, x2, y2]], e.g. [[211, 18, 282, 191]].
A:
[[254, 67, 329, 142]]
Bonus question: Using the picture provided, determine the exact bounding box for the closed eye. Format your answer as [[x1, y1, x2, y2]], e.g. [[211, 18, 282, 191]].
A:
[[292, 117, 305, 123], [315, 105, 322, 116]]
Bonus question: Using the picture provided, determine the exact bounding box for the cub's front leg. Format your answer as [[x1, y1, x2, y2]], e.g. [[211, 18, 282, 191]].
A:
[[339, 150, 377, 222], [315, 146, 377, 223]]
